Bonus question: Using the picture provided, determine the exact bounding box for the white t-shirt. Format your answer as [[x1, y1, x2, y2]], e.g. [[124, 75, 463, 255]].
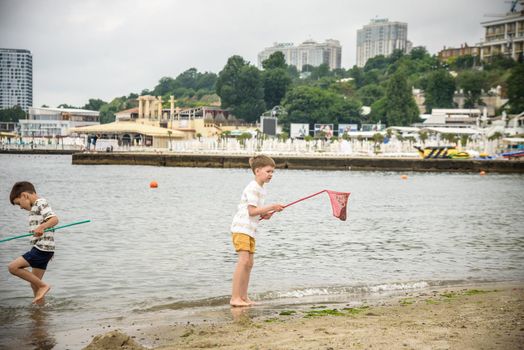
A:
[[230, 180, 267, 238], [29, 198, 57, 252]]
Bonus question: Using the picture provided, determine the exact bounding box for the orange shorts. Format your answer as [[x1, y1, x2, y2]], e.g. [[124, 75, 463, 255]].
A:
[[232, 233, 255, 253]]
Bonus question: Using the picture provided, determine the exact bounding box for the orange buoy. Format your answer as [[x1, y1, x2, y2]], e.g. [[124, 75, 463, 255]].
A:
[[479, 171, 486, 176], [150, 181, 158, 188], [401, 175, 408, 180]]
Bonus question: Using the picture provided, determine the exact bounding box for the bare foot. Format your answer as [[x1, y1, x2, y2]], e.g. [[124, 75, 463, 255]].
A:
[[230, 298, 250, 307], [32, 285, 51, 304], [34, 297, 45, 306], [244, 297, 256, 305]]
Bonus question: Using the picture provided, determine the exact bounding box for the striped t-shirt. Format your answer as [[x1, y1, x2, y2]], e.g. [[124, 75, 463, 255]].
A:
[[29, 198, 57, 252], [230, 180, 266, 238]]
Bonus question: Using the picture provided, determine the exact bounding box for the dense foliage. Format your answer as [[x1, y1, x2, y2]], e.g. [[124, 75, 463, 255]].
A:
[[37, 47, 521, 126]]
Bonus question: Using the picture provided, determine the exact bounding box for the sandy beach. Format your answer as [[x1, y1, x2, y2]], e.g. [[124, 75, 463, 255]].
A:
[[83, 282, 523, 350]]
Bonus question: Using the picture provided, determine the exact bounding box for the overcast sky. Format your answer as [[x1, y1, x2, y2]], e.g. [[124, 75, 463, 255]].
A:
[[0, 0, 510, 107]]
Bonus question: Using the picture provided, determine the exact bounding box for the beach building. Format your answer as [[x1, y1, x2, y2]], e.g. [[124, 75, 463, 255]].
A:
[[0, 121, 17, 133], [257, 39, 342, 70], [485, 111, 524, 137], [72, 95, 254, 148], [417, 109, 483, 129], [0, 48, 32, 111], [356, 19, 411, 67], [70, 122, 186, 148], [18, 107, 99, 137]]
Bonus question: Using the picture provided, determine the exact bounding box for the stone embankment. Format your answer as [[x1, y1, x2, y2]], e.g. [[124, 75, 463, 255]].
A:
[[71, 152, 524, 173]]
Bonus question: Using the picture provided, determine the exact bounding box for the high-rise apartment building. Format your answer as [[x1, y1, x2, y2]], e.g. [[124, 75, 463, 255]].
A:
[[356, 19, 410, 67], [479, 9, 524, 62], [0, 48, 33, 111], [258, 39, 342, 70]]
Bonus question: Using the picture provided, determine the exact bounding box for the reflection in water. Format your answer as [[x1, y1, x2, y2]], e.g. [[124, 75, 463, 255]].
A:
[[28, 307, 56, 350]]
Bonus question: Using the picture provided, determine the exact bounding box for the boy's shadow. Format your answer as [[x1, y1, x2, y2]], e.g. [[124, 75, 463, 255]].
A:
[[28, 307, 56, 350]]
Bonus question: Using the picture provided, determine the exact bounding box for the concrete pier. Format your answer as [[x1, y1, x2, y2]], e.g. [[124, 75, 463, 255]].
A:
[[71, 152, 524, 173]]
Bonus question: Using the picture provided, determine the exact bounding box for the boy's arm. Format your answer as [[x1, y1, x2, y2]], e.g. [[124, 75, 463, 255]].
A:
[[248, 203, 284, 217], [33, 216, 59, 236]]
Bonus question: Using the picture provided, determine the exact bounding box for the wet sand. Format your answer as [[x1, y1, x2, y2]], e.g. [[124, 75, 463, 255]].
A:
[[84, 282, 524, 350]]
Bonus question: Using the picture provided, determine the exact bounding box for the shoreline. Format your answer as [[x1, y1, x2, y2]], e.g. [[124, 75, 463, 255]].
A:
[[79, 281, 523, 350]]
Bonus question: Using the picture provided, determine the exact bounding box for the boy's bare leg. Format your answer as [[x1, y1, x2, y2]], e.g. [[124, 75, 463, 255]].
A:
[[242, 254, 256, 305], [8, 257, 50, 304], [230, 251, 251, 307], [31, 268, 47, 305]]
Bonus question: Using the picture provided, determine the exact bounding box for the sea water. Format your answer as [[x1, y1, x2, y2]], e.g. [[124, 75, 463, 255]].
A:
[[0, 154, 523, 349]]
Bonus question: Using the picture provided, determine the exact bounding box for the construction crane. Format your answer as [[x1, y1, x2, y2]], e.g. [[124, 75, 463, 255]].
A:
[[484, 0, 522, 17]]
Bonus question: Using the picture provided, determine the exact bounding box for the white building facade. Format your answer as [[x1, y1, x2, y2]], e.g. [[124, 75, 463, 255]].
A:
[[258, 39, 342, 70], [356, 19, 410, 67], [479, 10, 524, 62], [0, 48, 33, 111], [19, 107, 100, 137]]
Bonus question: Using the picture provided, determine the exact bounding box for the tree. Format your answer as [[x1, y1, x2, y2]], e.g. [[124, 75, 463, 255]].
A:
[[452, 55, 476, 70], [484, 54, 516, 71], [410, 47, 429, 61], [0, 106, 26, 122], [237, 132, 252, 147], [357, 85, 385, 106], [441, 133, 459, 145], [57, 103, 78, 109], [381, 71, 420, 126], [460, 134, 470, 147], [262, 68, 292, 109], [388, 49, 405, 64], [424, 70, 456, 112], [364, 55, 388, 72], [282, 85, 361, 127], [216, 56, 266, 122], [261, 52, 292, 109], [98, 96, 137, 124], [488, 131, 503, 141], [262, 51, 287, 70], [418, 131, 429, 145], [507, 63, 524, 113], [310, 64, 331, 80], [348, 66, 366, 88], [153, 77, 177, 96], [83, 98, 107, 111], [456, 70, 489, 108], [150, 69, 217, 101]]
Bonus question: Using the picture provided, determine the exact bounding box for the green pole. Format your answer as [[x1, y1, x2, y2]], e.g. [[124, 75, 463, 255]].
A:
[[0, 219, 91, 243]]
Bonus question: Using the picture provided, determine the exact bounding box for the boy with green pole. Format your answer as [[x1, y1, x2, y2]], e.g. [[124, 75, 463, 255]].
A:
[[7, 181, 59, 305]]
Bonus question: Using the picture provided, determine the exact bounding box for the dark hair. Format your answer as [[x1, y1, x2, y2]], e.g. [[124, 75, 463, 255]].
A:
[[10, 181, 36, 205]]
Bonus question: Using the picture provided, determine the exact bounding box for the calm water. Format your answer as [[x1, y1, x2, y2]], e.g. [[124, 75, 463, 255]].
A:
[[0, 154, 523, 348]]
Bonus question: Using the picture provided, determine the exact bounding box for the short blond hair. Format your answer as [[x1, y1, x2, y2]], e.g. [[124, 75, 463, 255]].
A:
[[249, 155, 276, 174]]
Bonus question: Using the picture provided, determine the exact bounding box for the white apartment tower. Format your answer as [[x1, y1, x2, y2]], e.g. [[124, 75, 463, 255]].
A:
[[258, 39, 342, 70], [356, 19, 410, 67], [0, 48, 33, 111], [479, 7, 524, 62]]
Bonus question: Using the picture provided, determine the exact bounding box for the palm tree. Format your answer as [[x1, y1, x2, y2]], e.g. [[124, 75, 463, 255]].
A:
[[418, 131, 429, 145]]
